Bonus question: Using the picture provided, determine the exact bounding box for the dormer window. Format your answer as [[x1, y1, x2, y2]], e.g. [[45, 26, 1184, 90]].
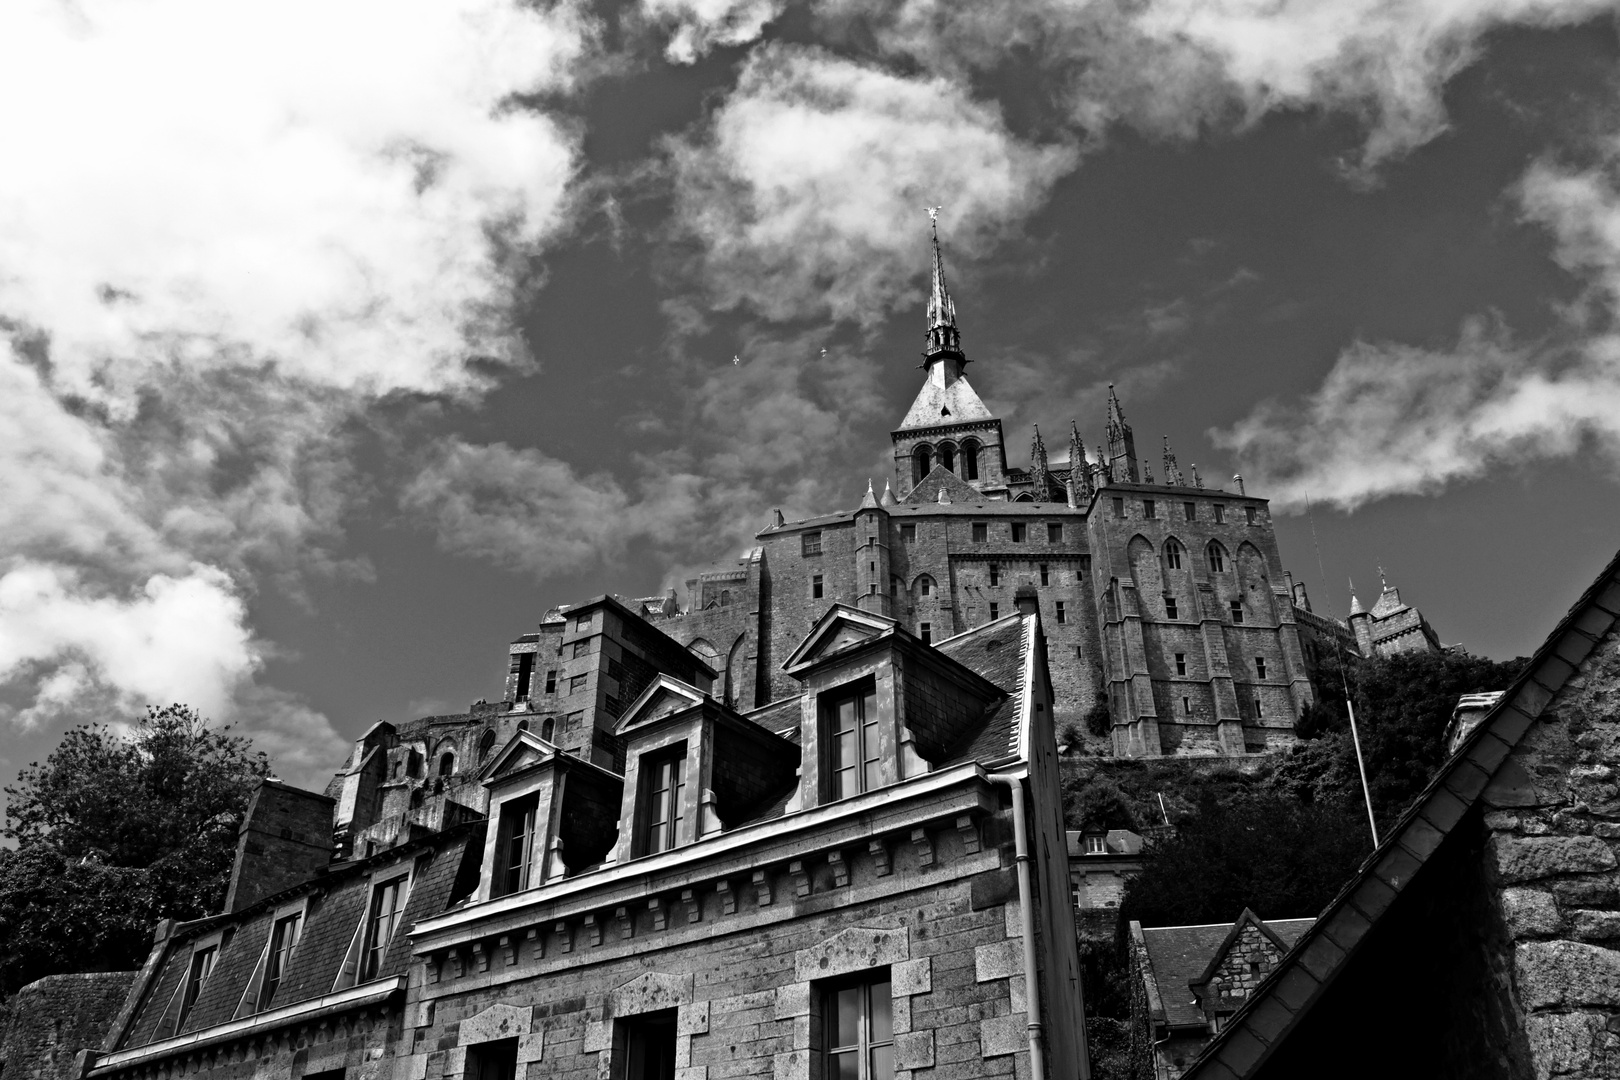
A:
[[1086, 834, 1107, 854], [824, 679, 879, 801], [178, 944, 217, 1028], [258, 911, 302, 1012], [360, 875, 408, 981], [640, 749, 688, 856], [493, 794, 538, 897]]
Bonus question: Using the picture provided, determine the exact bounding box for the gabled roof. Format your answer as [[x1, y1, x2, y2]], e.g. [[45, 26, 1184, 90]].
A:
[[897, 373, 994, 430], [611, 673, 710, 735], [904, 465, 983, 505], [478, 729, 560, 785], [1135, 917, 1314, 1031], [779, 604, 898, 677], [1189, 909, 1294, 993], [1183, 546, 1620, 1078], [934, 613, 1032, 766]]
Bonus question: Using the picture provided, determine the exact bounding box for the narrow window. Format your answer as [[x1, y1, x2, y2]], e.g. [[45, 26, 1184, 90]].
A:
[[919, 622, 932, 644], [1055, 601, 1066, 623], [360, 876, 407, 981], [913, 446, 932, 483], [803, 532, 823, 556], [641, 752, 687, 855], [1039, 564, 1049, 586], [1229, 600, 1244, 624], [623, 1012, 677, 1080], [1208, 544, 1226, 573], [1165, 539, 1183, 570], [541, 718, 554, 741], [258, 912, 302, 1011], [901, 523, 916, 543], [1175, 653, 1186, 676], [544, 669, 557, 694], [1213, 505, 1226, 524], [972, 522, 988, 543], [940, 443, 956, 473], [1143, 499, 1156, 519], [1255, 698, 1265, 718], [869, 562, 875, 574], [1048, 522, 1063, 543], [1113, 497, 1125, 518], [1165, 596, 1178, 620], [1011, 522, 1027, 542], [438, 753, 454, 777], [574, 616, 590, 632], [989, 602, 999, 620], [1184, 502, 1196, 521], [494, 794, 537, 897], [989, 564, 1000, 587], [1256, 658, 1267, 680], [479, 728, 497, 764], [889, 576, 899, 597], [918, 576, 933, 597], [825, 681, 880, 800], [824, 977, 893, 1080], [179, 945, 217, 1028], [962, 441, 980, 480], [1183, 696, 1191, 715], [1080, 555, 1092, 577], [812, 574, 824, 599], [572, 640, 589, 659], [569, 674, 587, 693], [721, 589, 733, 606], [1245, 505, 1257, 525], [514, 653, 535, 700], [466, 1038, 519, 1080]]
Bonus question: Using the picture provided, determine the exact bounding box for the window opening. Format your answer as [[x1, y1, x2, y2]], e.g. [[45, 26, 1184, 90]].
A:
[[912, 446, 932, 483], [989, 602, 999, 620], [1166, 539, 1183, 569], [1229, 600, 1244, 624], [479, 729, 497, 764], [1213, 505, 1226, 524], [541, 717, 555, 741], [1086, 835, 1107, 855], [514, 652, 535, 700], [1080, 555, 1092, 577], [803, 532, 823, 556], [1143, 499, 1156, 519], [1185, 502, 1197, 521], [466, 1038, 519, 1080], [1208, 544, 1226, 573], [544, 669, 557, 694], [1175, 653, 1186, 676], [988, 565, 1000, 587], [494, 794, 538, 897], [1039, 564, 1049, 585], [179, 945, 216, 1028], [1048, 522, 1063, 543], [360, 875, 407, 981], [1055, 601, 1066, 623], [641, 752, 687, 855], [919, 622, 931, 644], [962, 441, 980, 480], [1164, 596, 1178, 620], [1245, 505, 1257, 525], [438, 753, 454, 777], [1255, 698, 1265, 718], [258, 912, 302, 1011], [1011, 522, 1027, 542], [1183, 696, 1191, 715], [826, 681, 880, 800], [1256, 658, 1267, 679], [940, 443, 956, 473], [971, 522, 987, 543], [901, 523, 915, 543], [824, 976, 893, 1080], [623, 1011, 678, 1080], [813, 574, 824, 599], [918, 576, 933, 597]]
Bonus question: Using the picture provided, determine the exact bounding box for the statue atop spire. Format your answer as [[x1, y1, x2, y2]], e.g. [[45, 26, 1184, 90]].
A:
[[923, 209, 964, 363], [1105, 384, 1139, 483]]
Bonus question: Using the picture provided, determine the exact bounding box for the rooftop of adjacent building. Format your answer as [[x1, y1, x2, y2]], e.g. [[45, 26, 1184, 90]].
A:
[[1135, 915, 1316, 1029]]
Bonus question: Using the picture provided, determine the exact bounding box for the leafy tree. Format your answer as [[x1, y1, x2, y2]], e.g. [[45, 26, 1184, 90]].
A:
[[0, 705, 269, 996]]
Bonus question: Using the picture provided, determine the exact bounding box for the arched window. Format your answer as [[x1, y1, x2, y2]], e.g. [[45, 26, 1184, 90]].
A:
[[913, 445, 932, 483], [541, 717, 555, 741], [916, 575, 935, 597], [438, 752, 455, 777], [1207, 542, 1227, 574], [1165, 539, 1184, 570], [1014, 493, 1034, 502], [516, 719, 530, 733], [720, 589, 732, 606], [960, 439, 980, 480], [939, 442, 956, 473], [478, 728, 497, 764], [408, 750, 423, 778]]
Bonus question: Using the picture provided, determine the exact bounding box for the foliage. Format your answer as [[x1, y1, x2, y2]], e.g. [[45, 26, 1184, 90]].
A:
[[1119, 792, 1372, 928], [1070, 778, 1139, 833], [0, 705, 269, 997], [1083, 694, 1112, 739]]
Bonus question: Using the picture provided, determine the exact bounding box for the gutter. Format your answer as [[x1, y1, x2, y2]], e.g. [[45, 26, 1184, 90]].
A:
[[987, 768, 1046, 1080]]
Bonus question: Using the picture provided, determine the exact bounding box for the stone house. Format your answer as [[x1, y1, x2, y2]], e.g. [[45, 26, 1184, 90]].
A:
[[1180, 546, 1620, 1079], [69, 590, 1087, 1080], [1067, 829, 1145, 938]]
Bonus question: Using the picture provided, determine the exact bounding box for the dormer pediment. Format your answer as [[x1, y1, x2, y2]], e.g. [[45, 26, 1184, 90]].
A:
[[480, 730, 558, 787], [780, 605, 898, 678], [613, 674, 709, 735]]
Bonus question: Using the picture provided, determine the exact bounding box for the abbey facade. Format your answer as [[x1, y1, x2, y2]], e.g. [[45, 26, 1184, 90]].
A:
[[636, 234, 1353, 758]]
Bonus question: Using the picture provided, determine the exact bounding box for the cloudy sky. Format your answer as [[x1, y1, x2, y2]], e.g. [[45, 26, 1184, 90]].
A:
[[2, 0, 1619, 790]]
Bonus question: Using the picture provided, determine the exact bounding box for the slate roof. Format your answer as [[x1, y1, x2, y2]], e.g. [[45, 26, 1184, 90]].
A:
[[1140, 918, 1315, 1028], [935, 613, 1029, 766], [1182, 546, 1620, 1079], [898, 372, 995, 429]]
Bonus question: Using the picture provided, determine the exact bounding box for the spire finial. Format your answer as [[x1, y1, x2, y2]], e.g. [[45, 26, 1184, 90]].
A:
[[1162, 437, 1184, 486], [1104, 383, 1139, 482], [923, 211, 964, 362], [1030, 424, 1050, 498]]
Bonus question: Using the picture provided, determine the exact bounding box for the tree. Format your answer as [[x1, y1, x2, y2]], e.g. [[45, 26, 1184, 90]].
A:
[[0, 705, 269, 996]]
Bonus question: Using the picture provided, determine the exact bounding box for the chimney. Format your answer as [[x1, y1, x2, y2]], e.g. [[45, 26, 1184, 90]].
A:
[[1014, 585, 1040, 617], [223, 779, 336, 913]]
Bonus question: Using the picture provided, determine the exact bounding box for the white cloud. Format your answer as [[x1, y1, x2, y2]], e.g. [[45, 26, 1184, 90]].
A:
[[0, 1, 591, 775], [1216, 151, 1620, 510], [666, 44, 1077, 324], [642, 0, 787, 63]]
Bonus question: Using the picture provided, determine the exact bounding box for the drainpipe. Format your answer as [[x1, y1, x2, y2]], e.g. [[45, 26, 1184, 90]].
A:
[[988, 770, 1046, 1080]]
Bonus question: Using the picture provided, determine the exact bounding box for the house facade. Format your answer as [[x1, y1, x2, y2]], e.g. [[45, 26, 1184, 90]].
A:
[[74, 591, 1087, 1080]]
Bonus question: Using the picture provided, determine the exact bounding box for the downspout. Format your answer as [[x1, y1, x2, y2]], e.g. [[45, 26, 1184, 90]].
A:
[[988, 770, 1046, 1080]]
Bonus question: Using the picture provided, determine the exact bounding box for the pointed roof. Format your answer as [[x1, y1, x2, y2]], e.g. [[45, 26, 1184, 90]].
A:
[[904, 464, 982, 505], [611, 673, 710, 735], [1182, 546, 1620, 1078], [880, 479, 897, 507], [859, 479, 880, 510], [1107, 384, 1128, 432], [926, 216, 957, 335], [897, 372, 994, 429], [780, 604, 899, 677]]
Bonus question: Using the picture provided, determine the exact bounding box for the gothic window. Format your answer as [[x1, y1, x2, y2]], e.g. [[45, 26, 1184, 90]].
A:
[[1207, 543, 1227, 573], [360, 875, 408, 981], [823, 679, 880, 801], [823, 975, 893, 1080], [1165, 539, 1184, 570], [494, 794, 538, 897], [479, 728, 498, 763], [912, 445, 932, 483], [640, 750, 688, 855], [939, 442, 956, 473], [1014, 493, 1034, 502], [961, 439, 980, 480]]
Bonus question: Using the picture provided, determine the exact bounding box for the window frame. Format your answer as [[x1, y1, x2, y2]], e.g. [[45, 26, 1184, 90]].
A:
[[638, 745, 689, 857], [989, 602, 1000, 620], [919, 622, 932, 645], [1010, 522, 1027, 543], [1164, 595, 1178, 620], [1047, 522, 1063, 543], [900, 523, 916, 543], [1143, 499, 1156, 519], [821, 973, 894, 1080], [1055, 601, 1066, 624], [1207, 543, 1227, 573], [1184, 502, 1197, 521], [1255, 657, 1267, 680], [971, 522, 988, 543], [1175, 652, 1187, 676], [822, 678, 881, 802], [234, 897, 310, 1018], [1039, 563, 1049, 586], [802, 532, 823, 557], [492, 792, 540, 898], [1166, 539, 1183, 570], [1213, 505, 1226, 524], [812, 573, 825, 599], [1229, 600, 1244, 624]]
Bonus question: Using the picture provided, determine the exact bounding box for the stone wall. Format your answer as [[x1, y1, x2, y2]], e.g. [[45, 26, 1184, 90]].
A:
[[0, 972, 135, 1080]]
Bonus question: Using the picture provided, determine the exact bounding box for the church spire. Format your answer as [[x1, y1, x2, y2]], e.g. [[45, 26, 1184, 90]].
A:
[[1069, 420, 1094, 503], [1030, 424, 1050, 497], [1162, 437, 1184, 486], [1105, 384, 1139, 483], [923, 210, 965, 363]]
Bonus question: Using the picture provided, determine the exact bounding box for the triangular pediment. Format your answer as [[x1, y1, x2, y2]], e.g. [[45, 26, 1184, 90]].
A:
[[481, 730, 557, 784], [904, 465, 982, 505], [899, 373, 993, 429], [613, 674, 708, 735], [781, 604, 897, 677]]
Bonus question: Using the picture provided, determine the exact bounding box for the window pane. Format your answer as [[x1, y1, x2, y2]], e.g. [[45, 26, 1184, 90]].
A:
[[830, 1051, 860, 1080], [832, 987, 860, 1049], [869, 1045, 893, 1080], [868, 981, 892, 1043]]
